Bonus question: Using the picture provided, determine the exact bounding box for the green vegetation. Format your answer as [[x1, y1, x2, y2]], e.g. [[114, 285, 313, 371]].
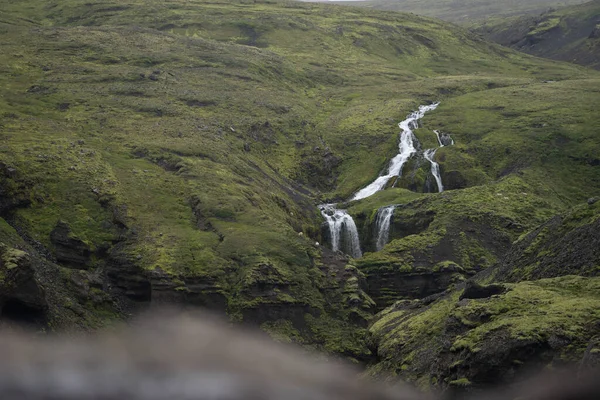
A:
[[0, 0, 599, 369], [368, 276, 600, 388], [336, 0, 589, 24], [476, 0, 600, 69]]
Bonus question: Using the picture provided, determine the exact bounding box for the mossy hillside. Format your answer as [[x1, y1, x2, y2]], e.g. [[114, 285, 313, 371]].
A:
[[3, 0, 598, 197], [422, 79, 600, 204], [367, 275, 600, 390], [341, 0, 589, 24], [475, 0, 600, 69], [487, 199, 600, 282], [1, 0, 599, 350], [343, 175, 567, 306], [255, 257, 376, 359], [0, 13, 344, 339], [339, 78, 599, 293]]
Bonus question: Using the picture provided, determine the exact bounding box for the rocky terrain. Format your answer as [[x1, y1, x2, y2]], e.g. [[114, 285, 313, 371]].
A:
[[0, 0, 599, 395], [367, 200, 600, 390], [475, 0, 600, 69]]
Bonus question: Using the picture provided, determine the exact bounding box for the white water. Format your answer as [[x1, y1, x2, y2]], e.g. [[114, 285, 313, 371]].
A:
[[434, 130, 444, 147], [351, 103, 440, 201], [374, 205, 396, 251], [319, 103, 440, 257], [434, 130, 454, 147], [319, 204, 362, 258], [424, 149, 443, 193]]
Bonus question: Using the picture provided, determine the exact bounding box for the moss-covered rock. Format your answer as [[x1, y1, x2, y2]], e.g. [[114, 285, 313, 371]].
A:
[[1, 0, 599, 362], [488, 200, 600, 282], [367, 276, 600, 392], [366, 200, 600, 392]]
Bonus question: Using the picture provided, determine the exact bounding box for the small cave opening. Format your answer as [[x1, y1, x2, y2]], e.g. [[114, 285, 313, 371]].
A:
[[0, 299, 47, 328]]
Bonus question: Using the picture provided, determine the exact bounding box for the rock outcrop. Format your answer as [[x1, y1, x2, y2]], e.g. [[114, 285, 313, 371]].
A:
[[489, 201, 600, 282], [0, 244, 48, 327], [50, 221, 92, 269], [366, 201, 600, 394]]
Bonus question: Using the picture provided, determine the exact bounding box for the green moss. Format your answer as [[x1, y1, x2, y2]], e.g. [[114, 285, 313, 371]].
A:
[[0, 246, 27, 270], [368, 276, 600, 386], [433, 261, 463, 273], [261, 320, 304, 344], [528, 17, 561, 36], [449, 276, 600, 352], [305, 314, 371, 359], [449, 377, 472, 387], [1, 0, 599, 350]]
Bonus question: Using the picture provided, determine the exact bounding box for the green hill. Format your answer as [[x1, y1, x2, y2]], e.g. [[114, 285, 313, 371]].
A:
[[0, 0, 599, 388], [475, 0, 600, 69], [331, 0, 589, 24]]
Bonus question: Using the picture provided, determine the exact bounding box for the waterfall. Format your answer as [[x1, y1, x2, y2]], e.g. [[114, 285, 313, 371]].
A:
[[319, 204, 362, 258], [351, 103, 440, 201], [426, 129, 454, 192], [319, 103, 441, 257], [424, 149, 443, 193], [374, 205, 396, 251], [434, 129, 454, 147], [434, 130, 444, 147]]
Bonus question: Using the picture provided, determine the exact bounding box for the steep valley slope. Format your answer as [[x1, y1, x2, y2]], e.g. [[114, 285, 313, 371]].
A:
[[0, 0, 599, 392], [330, 0, 590, 24], [475, 0, 600, 70]]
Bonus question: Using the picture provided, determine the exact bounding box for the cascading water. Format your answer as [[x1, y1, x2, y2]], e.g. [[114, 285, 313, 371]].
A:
[[425, 129, 454, 193], [374, 205, 397, 251], [319, 204, 362, 258], [424, 149, 444, 193], [434, 130, 444, 147], [319, 103, 441, 257], [351, 103, 440, 201], [434, 130, 454, 147]]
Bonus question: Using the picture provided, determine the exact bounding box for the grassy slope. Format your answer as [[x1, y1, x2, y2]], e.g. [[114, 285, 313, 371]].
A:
[[367, 201, 600, 390], [0, 0, 599, 356], [368, 275, 600, 388], [341, 76, 599, 307], [332, 0, 589, 24], [475, 0, 600, 69]]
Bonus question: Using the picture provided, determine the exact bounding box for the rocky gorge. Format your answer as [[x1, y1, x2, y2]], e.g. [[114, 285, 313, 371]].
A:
[[0, 0, 599, 396]]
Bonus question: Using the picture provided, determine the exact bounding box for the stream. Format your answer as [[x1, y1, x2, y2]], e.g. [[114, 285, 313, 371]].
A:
[[319, 102, 454, 257]]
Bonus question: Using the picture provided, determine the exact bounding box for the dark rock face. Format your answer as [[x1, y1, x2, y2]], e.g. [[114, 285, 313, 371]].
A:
[[0, 163, 31, 214], [106, 245, 152, 309], [459, 281, 505, 300], [356, 207, 517, 308], [296, 147, 341, 191], [50, 221, 92, 269], [443, 170, 467, 190], [439, 132, 454, 146], [367, 276, 600, 394], [242, 303, 318, 331], [0, 245, 48, 328], [364, 270, 459, 309], [367, 202, 600, 393], [148, 267, 228, 311], [581, 335, 600, 369]]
